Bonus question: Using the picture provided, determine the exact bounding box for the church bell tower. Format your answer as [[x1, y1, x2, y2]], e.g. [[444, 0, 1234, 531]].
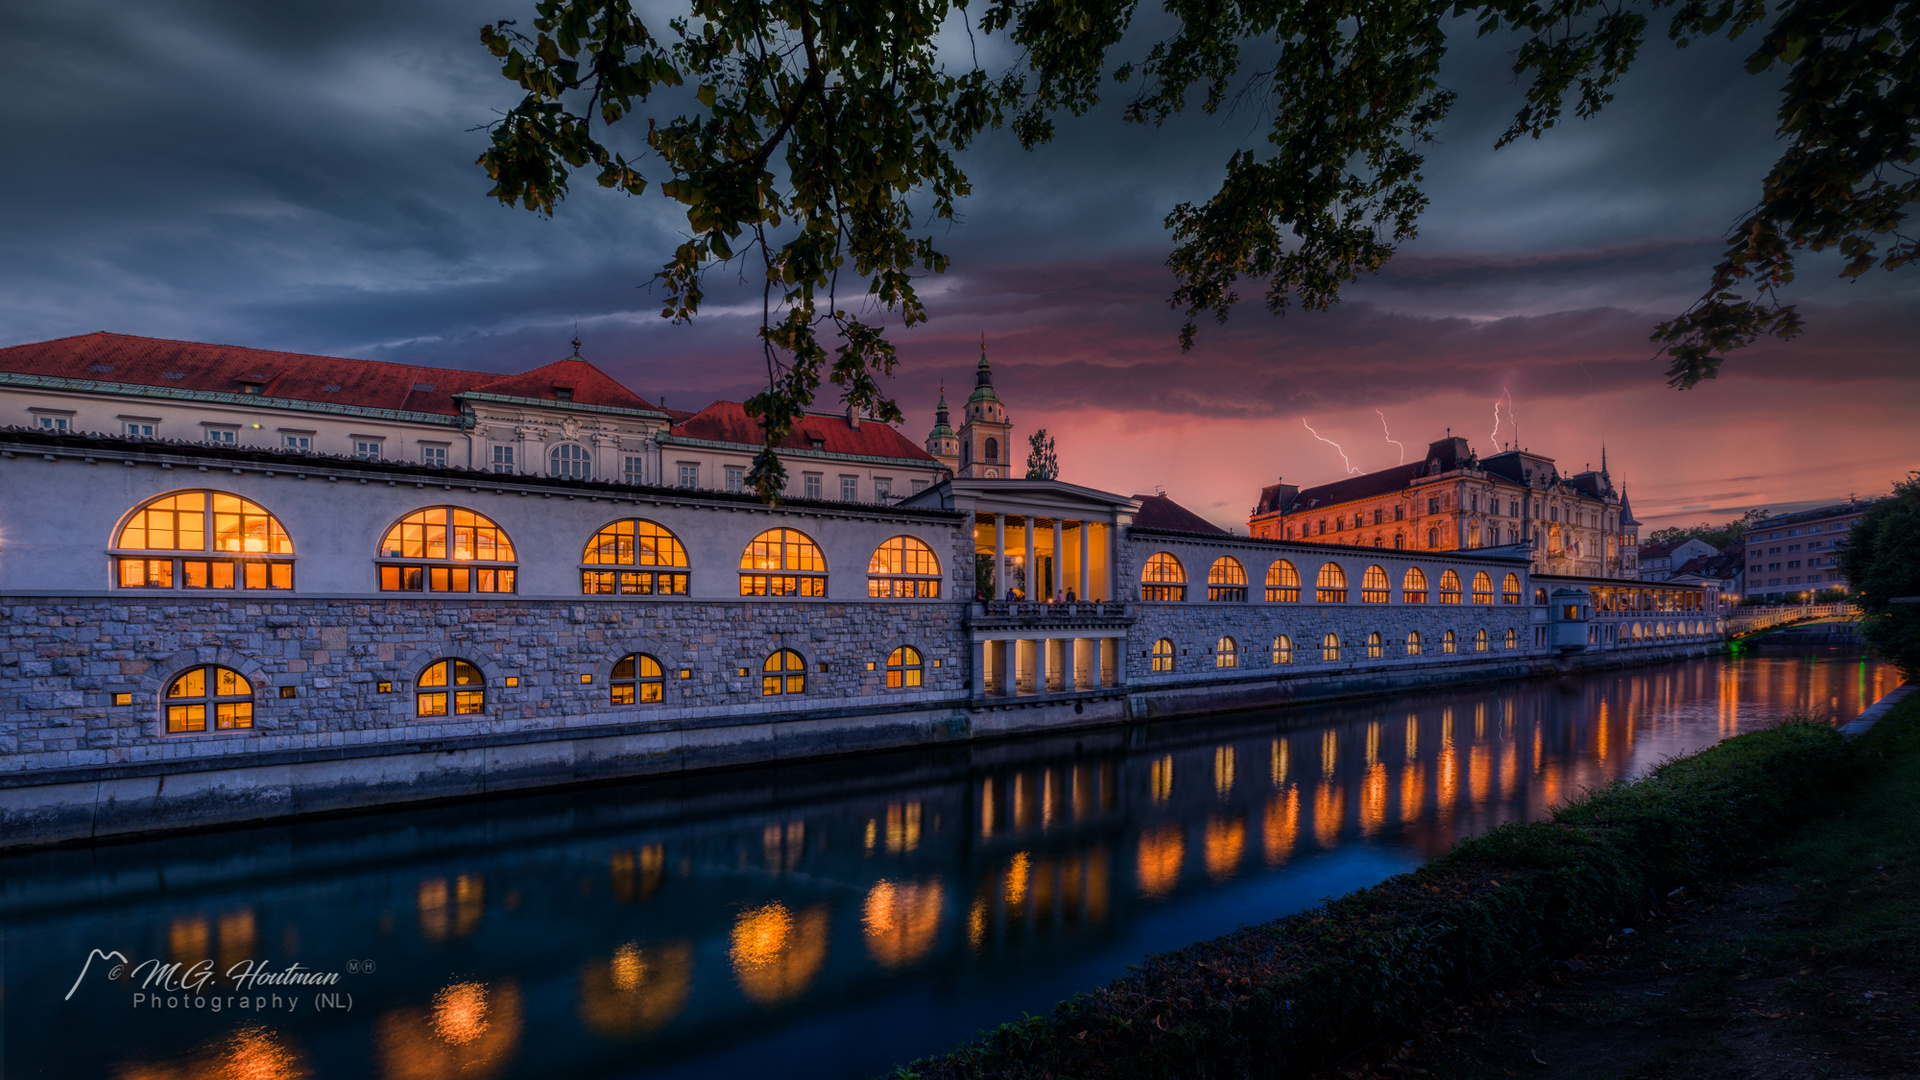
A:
[[924, 387, 960, 474], [957, 343, 1013, 479]]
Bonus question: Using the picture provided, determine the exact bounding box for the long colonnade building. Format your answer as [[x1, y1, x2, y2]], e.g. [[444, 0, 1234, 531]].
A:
[[0, 333, 1721, 847]]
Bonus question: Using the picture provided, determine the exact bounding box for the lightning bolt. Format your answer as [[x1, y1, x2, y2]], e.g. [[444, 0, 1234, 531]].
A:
[[1376, 409, 1405, 465], [1490, 398, 1502, 450], [1302, 417, 1362, 475], [1490, 386, 1517, 450]]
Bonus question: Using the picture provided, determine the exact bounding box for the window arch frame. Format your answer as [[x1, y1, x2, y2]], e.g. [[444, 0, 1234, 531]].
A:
[[1271, 635, 1293, 664], [1406, 630, 1422, 656], [1438, 569, 1463, 604], [1501, 573, 1522, 605], [1474, 627, 1489, 652], [581, 519, 690, 596], [1206, 557, 1248, 602], [377, 506, 518, 594], [1150, 638, 1175, 672], [1360, 564, 1390, 603], [868, 536, 942, 598], [112, 490, 295, 592], [416, 658, 486, 718], [1264, 559, 1300, 602], [1215, 636, 1238, 668], [982, 436, 999, 464], [1442, 629, 1458, 654], [885, 646, 924, 688], [162, 664, 256, 734], [1315, 562, 1348, 603], [610, 653, 665, 704], [1504, 627, 1519, 650], [740, 528, 828, 597], [1321, 632, 1341, 662], [1140, 552, 1188, 602], [1366, 631, 1384, 659], [548, 441, 593, 480], [762, 649, 807, 695], [1402, 567, 1428, 603], [1471, 571, 1495, 605]]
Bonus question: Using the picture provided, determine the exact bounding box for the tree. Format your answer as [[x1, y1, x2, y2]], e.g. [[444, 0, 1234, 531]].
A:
[[480, 0, 1916, 498], [1645, 507, 1772, 551], [1025, 428, 1059, 480], [1837, 474, 1920, 675]]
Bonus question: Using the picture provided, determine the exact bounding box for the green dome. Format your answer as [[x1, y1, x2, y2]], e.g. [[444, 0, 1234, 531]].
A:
[[968, 350, 999, 404]]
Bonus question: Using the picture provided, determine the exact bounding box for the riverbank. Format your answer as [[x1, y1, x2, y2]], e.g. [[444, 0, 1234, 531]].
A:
[[1331, 688, 1920, 1080], [896, 694, 1904, 1080]]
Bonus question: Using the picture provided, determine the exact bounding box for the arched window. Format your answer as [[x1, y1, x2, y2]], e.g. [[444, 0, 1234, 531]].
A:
[[1535, 587, 1548, 605], [611, 654, 665, 704], [379, 508, 517, 593], [1366, 631, 1383, 659], [1216, 636, 1238, 668], [1315, 563, 1348, 603], [762, 650, 806, 695], [1321, 632, 1341, 662], [1502, 573, 1522, 604], [1406, 631, 1422, 656], [417, 659, 485, 717], [1264, 560, 1300, 602], [115, 491, 295, 591], [1141, 553, 1187, 602], [1207, 557, 1248, 602], [1361, 565, 1390, 603], [549, 443, 592, 480], [1272, 635, 1294, 664], [1471, 572, 1495, 604], [1439, 570, 1462, 604], [582, 520, 689, 595], [1402, 567, 1428, 603], [1474, 628, 1489, 652], [1505, 628, 1518, 650], [869, 537, 942, 598], [1151, 638, 1175, 672], [886, 646, 924, 688], [1442, 629, 1458, 654], [983, 437, 999, 464], [163, 665, 254, 734], [740, 529, 827, 596]]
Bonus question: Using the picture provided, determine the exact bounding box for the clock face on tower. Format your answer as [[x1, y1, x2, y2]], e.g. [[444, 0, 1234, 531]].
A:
[[985, 468, 998, 478]]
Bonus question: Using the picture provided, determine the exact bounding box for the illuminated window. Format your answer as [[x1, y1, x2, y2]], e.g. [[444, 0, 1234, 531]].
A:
[[1140, 553, 1187, 602], [1272, 635, 1294, 664], [1471, 571, 1495, 604], [1403, 567, 1428, 603], [1502, 573, 1522, 604], [762, 649, 806, 695], [1474, 628, 1489, 652], [1366, 631, 1383, 659], [610, 654, 665, 704], [378, 507, 517, 593], [549, 442, 592, 480], [1151, 638, 1175, 672], [581, 519, 690, 596], [1264, 559, 1300, 602], [163, 665, 254, 734], [1443, 629, 1458, 654], [1315, 562, 1348, 603], [1505, 627, 1518, 650], [886, 646, 924, 688], [1361, 564, 1389, 603], [1406, 631, 1422, 656], [1216, 636, 1238, 668], [416, 659, 485, 717], [114, 491, 295, 591], [1321, 633, 1341, 662], [868, 536, 942, 598], [1438, 569, 1462, 604], [1207, 557, 1248, 602], [740, 529, 828, 597]]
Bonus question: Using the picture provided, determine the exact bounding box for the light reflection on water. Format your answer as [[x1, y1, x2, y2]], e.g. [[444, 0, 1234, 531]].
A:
[[4, 648, 1899, 1080]]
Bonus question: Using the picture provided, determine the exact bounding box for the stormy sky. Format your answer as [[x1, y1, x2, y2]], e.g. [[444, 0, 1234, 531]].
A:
[[2, 0, 1915, 529]]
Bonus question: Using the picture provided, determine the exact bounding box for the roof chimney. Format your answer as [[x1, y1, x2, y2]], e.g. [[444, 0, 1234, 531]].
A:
[[847, 403, 860, 429]]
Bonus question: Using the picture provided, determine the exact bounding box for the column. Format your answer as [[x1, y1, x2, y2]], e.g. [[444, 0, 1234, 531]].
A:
[[1073, 638, 1093, 690], [1024, 517, 1036, 602], [1052, 518, 1065, 601], [1035, 637, 1052, 694], [993, 513, 1006, 601], [1106, 517, 1120, 602], [971, 639, 986, 699], [1082, 522, 1098, 607]]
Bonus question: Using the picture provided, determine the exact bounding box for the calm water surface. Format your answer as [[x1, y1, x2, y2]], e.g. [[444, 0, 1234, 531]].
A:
[[1, 647, 1900, 1080]]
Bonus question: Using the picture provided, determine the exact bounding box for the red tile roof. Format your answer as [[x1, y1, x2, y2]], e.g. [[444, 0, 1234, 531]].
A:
[[1130, 493, 1229, 535], [669, 401, 939, 463], [0, 331, 659, 415]]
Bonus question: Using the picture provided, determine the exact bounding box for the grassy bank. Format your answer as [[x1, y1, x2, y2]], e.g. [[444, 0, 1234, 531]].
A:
[[897, 716, 1868, 1080]]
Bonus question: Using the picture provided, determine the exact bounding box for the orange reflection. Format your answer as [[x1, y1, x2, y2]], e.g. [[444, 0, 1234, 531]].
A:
[[217, 911, 256, 977], [1399, 762, 1424, 823], [981, 778, 997, 838], [1596, 701, 1610, 763], [863, 879, 944, 969], [1469, 745, 1491, 806], [1362, 763, 1387, 835], [884, 803, 922, 853], [610, 845, 666, 903], [967, 897, 988, 952], [1072, 764, 1093, 820], [1320, 729, 1338, 778], [1404, 715, 1419, 759], [1365, 721, 1380, 766], [1204, 815, 1245, 881], [1042, 769, 1056, 828], [1005, 851, 1031, 907], [116, 1025, 309, 1080], [1214, 747, 1237, 797], [1084, 844, 1111, 924], [1136, 823, 1184, 898], [417, 875, 485, 942], [577, 942, 693, 1038], [1270, 738, 1290, 786], [1263, 788, 1300, 865], [763, 821, 806, 872], [168, 916, 209, 967], [1313, 782, 1344, 847], [1149, 755, 1174, 803], [377, 980, 523, 1080], [729, 903, 829, 1005]]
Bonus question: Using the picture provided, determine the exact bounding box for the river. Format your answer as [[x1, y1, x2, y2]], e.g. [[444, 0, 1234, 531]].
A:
[[0, 646, 1901, 1080]]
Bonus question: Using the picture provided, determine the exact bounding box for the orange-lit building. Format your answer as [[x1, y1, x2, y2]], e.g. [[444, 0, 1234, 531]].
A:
[[1248, 436, 1639, 580]]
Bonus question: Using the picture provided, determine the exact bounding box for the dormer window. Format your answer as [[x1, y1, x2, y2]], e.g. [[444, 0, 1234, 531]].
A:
[[809, 437, 825, 450], [553, 385, 574, 401], [239, 382, 262, 395]]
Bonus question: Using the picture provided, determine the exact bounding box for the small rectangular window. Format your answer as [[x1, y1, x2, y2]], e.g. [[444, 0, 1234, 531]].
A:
[[804, 473, 822, 500], [112, 692, 133, 705], [726, 466, 745, 493], [623, 455, 647, 486], [279, 686, 297, 699], [124, 420, 156, 438], [492, 445, 515, 473], [205, 428, 237, 445], [678, 463, 699, 489], [36, 415, 73, 431], [353, 439, 382, 460], [282, 433, 311, 451], [420, 445, 448, 468], [910, 479, 929, 494], [874, 477, 892, 501], [840, 475, 859, 502]]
